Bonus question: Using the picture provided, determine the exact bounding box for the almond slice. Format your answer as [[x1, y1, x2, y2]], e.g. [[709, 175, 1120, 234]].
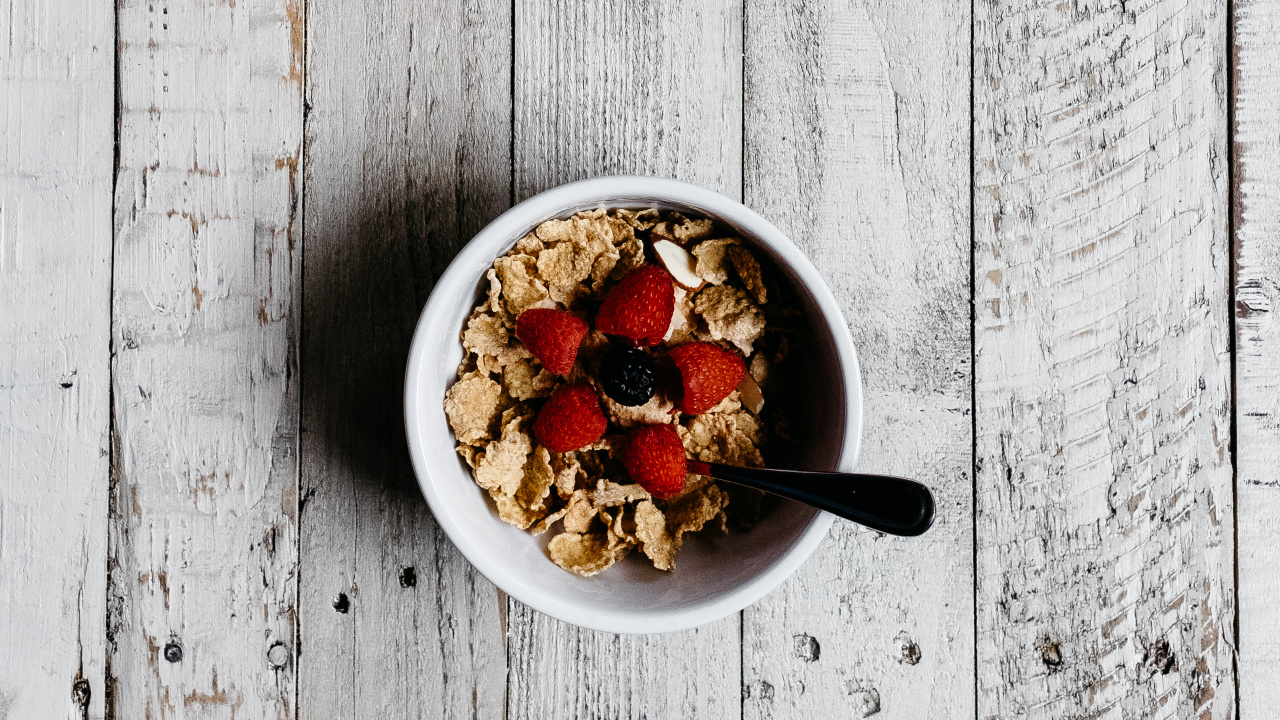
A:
[[737, 373, 765, 414], [653, 239, 706, 291]]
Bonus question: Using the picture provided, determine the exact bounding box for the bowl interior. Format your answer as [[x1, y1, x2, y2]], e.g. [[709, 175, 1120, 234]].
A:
[[407, 183, 858, 633]]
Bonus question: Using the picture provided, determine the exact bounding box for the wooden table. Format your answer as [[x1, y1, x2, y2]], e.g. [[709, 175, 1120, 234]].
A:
[[4, 0, 1276, 718]]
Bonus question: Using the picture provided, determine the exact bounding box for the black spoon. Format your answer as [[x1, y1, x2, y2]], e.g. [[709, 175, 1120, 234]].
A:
[[687, 460, 936, 537]]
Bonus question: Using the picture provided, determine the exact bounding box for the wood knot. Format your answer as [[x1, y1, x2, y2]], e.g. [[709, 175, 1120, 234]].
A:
[[743, 680, 774, 701], [894, 631, 922, 665], [164, 642, 183, 663], [792, 634, 820, 662], [844, 681, 880, 717], [398, 566, 417, 588], [1143, 638, 1176, 675], [332, 592, 350, 613], [1038, 637, 1062, 668], [71, 678, 91, 707]]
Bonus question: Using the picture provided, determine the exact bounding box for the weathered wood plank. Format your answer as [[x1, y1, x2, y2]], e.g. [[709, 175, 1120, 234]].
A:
[[108, 0, 304, 716], [741, 1, 974, 717], [974, 1, 1234, 718], [1234, 0, 1280, 715], [508, 1, 743, 717], [298, 0, 511, 717], [0, 1, 113, 717]]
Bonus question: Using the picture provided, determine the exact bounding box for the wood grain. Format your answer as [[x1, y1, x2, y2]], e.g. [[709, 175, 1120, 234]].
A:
[[0, 1, 113, 718], [509, 1, 743, 717], [1234, 0, 1280, 715], [741, 1, 974, 717], [974, 1, 1234, 718], [108, 0, 304, 716], [14, 0, 1280, 715], [514, 0, 743, 199], [298, 0, 511, 717]]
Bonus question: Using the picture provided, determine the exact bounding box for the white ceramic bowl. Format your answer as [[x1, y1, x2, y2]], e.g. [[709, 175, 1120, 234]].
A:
[[405, 176, 862, 634]]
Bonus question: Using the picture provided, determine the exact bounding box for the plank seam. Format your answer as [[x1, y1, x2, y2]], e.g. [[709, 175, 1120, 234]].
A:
[[509, 0, 516, 209], [295, 0, 310, 718], [1227, 0, 1242, 717], [969, 2, 979, 719], [103, 0, 123, 715]]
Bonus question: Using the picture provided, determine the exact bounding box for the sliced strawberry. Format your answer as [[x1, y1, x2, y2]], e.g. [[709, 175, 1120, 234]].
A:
[[533, 383, 607, 452], [624, 424, 687, 499], [595, 265, 675, 347], [515, 308, 589, 374], [669, 342, 746, 415]]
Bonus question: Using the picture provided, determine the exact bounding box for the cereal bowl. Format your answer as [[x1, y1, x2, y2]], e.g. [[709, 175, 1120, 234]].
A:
[[404, 176, 862, 634]]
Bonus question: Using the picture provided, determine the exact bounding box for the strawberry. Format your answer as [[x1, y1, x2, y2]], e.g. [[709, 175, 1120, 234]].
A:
[[595, 265, 675, 347], [515, 308, 589, 374], [624, 424, 687, 499], [533, 383, 608, 452], [669, 342, 746, 415]]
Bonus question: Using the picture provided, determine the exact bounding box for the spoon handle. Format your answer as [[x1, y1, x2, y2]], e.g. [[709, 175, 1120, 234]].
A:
[[688, 461, 936, 537]]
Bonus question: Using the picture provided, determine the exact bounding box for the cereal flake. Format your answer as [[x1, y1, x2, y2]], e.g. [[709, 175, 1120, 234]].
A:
[[462, 312, 509, 357], [615, 208, 660, 230], [635, 500, 676, 570], [592, 480, 652, 507], [444, 371, 505, 445], [600, 387, 678, 429], [504, 358, 557, 400], [562, 490, 598, 534], [474, 415, 533, 497], [673, 217, 716, 244], [664, 482, 729, 544], [495, 255, 550, 316], [692, 238, 740, 285], [484, 268, 504, 313], [695, 285, 766, 354], [681, 409, 765, 467], [492, 491, 542, 529], [548, 530, 623, 577], [726, 245, 767, 304], [516, 446, 557, 512], [551, 452, 583, 499]]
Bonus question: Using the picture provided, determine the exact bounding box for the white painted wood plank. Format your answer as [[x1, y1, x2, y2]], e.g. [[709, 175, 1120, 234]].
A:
[[508, 1, 743, 717], [298, 0, 511, 717], [108, 0, 304, 716], [741, 1, 974, 717], [1234, 0, 1280, 715], [514, 1, 743, 198], [974, 1, 1234, 718], [0, 1, 113, 718]]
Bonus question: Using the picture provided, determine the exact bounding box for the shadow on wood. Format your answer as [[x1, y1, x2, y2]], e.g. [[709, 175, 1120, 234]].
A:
[[301, 172, 510, 502]]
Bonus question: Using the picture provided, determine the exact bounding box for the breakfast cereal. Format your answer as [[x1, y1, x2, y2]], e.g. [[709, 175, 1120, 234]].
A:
[[443, 207, 798, 576]]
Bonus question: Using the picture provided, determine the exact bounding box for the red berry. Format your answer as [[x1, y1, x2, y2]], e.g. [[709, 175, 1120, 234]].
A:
[[595, 265, 675, 347], [533, 383, 608, 452], [669, 342, 746, 415], [515, 308, 589, 375], [624, 424, 688, 499]]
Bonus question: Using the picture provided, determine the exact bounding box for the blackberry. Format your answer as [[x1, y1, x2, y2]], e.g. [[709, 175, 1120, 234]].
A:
[[599, 346, 656, 406]]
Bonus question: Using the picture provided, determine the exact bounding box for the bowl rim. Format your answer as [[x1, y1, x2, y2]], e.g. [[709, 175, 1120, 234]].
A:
[[404, 175, 863, 634]]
